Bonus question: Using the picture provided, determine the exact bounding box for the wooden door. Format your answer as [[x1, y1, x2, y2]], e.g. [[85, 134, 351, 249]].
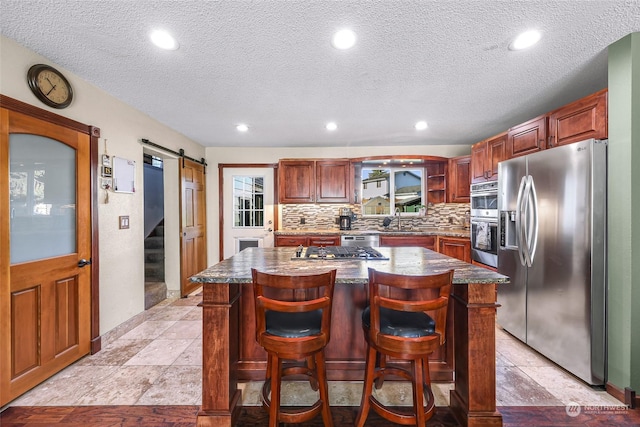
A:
[[1, 108, 92, 406], [180, 158, 207, 297]]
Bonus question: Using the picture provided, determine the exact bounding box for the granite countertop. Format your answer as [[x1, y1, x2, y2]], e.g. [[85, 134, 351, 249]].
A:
[[191, 247, 508, 285], [275, 227, 471, 238]]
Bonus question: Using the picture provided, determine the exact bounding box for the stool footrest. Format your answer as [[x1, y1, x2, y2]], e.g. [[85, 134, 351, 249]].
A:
[[369, 382, 436, 425], [260, 379, 324, 423]]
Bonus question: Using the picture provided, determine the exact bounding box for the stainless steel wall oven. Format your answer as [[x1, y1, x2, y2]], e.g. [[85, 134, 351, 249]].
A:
[[470, 181, 498, 268]]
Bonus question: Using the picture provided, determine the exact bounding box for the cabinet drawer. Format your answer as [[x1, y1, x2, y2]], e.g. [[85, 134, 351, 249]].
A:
[[308, 235, 340, 246], [275, 236, 308, 247]]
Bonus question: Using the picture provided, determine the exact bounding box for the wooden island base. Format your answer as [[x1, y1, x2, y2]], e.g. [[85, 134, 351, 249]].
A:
[[192, 247, 508, 427]]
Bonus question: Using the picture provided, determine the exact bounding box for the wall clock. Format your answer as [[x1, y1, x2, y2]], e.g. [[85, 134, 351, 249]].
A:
[[27, 64, 74, 109]]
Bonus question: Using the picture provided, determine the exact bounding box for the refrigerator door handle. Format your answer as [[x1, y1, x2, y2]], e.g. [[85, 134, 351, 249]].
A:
[[521, 175, 533, 267], [515, 176, 527, 267], [528, 176, 539, 266]]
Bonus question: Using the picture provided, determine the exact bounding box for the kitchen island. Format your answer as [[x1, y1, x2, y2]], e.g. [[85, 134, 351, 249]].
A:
[[191, 246, 509, 427]]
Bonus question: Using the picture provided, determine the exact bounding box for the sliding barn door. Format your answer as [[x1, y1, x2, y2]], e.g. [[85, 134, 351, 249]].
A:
[[179, 158, 207, 297]]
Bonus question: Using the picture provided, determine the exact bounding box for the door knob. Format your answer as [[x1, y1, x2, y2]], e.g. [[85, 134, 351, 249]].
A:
[[78, 259, 92, 268]]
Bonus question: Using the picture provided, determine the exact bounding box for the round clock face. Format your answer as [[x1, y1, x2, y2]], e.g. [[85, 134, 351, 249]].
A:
[[27, 64, 73, 109]]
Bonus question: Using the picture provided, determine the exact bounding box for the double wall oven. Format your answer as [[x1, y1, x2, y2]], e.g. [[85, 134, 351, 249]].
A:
[[470, 181, 498, 268]]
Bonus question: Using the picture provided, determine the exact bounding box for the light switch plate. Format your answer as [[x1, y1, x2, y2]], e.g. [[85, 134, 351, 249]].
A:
[[119, 215, 130, 229]]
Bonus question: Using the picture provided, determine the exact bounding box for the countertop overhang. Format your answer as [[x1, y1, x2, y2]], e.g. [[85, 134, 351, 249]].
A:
[[191, 246, 508, 285]]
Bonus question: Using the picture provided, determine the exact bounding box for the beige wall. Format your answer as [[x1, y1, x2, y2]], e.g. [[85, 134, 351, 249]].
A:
[[0, 36, 205, 334]]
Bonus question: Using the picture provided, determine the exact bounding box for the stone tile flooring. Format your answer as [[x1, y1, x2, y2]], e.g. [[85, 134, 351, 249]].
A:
[[5, 292, 624, 410]]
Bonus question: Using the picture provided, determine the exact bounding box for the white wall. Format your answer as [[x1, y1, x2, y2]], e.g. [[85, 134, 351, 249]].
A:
[[205, 145, 470, 263], [0, 36, 205, 334]]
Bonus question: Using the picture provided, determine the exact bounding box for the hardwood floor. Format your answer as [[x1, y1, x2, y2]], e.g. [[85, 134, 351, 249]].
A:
[[2, 405, 639, 426]]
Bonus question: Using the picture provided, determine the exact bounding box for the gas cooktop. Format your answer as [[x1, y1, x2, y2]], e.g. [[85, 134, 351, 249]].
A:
[[292, 246, 389, 260]]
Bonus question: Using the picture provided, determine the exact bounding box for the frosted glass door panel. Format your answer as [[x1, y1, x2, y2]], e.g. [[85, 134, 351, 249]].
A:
[[9, 134, 76, 264]]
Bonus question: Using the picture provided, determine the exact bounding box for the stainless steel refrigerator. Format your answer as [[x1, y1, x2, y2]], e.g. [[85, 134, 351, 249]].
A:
[[497, 138, 607, 386]]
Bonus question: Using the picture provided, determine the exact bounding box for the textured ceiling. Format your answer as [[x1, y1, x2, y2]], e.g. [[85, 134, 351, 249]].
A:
[[1, 1, 639, 148]]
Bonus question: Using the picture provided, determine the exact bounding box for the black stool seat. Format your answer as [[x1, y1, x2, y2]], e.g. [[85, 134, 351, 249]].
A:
[[266, 310, 322, 338], [362, 307, 435, 338]]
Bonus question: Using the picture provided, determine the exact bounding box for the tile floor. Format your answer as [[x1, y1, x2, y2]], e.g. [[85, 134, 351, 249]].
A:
[[5, 292, 624, 411]]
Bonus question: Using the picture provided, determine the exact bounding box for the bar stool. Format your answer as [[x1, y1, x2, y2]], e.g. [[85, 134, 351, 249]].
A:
[[355, 267, 454, 427], [251, 268, 337, 427]]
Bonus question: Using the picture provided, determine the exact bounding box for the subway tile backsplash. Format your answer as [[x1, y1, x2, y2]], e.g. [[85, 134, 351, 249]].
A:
[[281, 203, 470, 231]]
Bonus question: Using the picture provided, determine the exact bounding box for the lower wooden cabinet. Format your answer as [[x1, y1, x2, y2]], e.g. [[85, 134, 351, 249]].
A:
[[436, 236, 471, 263], [379, 235, 436, 251]]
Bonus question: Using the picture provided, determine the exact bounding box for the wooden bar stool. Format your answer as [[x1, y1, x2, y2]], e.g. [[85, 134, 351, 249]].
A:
[[251, 268, 337, 427], [355, 267, 454, 427]]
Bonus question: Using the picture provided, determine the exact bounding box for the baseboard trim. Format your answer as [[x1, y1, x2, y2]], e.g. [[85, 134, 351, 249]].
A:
[[606, 382, 638, 408]]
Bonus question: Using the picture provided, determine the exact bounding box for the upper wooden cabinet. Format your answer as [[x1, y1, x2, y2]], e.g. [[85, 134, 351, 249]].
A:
[[471, 132, 507, 183], [278, 160, 315, 203], [315, 160, 352, 203], [547, 89, 607, 148], [448, 155, 471, 203], [508, 115, 547, 158], [278, 159, 351, 203]]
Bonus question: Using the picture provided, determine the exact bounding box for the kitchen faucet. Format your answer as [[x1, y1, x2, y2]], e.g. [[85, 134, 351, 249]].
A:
[[394, 207, 401, 230]]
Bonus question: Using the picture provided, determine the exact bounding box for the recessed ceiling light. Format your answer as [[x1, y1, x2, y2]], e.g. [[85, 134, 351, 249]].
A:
[[332, 29, 356, 50], [150, 29, 179, 50], [236, 124, 249, 132], [509, 30, 541, 51], [415, 121, 428, 131], [326, 122, 338, 131]]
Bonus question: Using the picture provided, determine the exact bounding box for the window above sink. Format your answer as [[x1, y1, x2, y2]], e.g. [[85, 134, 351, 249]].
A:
[[360, 166, 424, 216]]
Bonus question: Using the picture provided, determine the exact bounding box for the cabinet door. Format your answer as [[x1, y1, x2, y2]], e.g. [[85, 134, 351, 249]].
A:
[[315, 160, 351, 203], [308, 235, 340, 246], [278, 160, 315, 203], [437, 236, 471, 263], [508, 116, 547, 158], [448, 155, 471, 203], [470, 141, 488, 183], [380, 235, 436, 251], [486, 133, 507, 179], [548, 89, 607, 148], [275, 235, 308, 247]]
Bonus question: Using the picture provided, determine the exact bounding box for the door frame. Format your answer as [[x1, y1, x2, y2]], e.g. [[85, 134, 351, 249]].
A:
[[1, 95, 101, 354], [218, 163, 278, 262]]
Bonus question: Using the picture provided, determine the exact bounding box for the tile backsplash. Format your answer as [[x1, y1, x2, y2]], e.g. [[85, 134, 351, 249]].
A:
[[281, 203, 470, 231]]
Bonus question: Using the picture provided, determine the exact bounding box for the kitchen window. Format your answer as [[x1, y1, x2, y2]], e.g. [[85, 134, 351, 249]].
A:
[[361, 167, 424, 216]]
